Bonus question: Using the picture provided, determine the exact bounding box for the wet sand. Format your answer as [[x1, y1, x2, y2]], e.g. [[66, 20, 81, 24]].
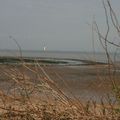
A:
[[0, 64, 120, 103], [41, 65, 120, 102]]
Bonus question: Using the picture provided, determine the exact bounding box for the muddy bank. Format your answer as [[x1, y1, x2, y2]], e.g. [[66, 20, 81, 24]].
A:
[[0, 64, 119, 103]]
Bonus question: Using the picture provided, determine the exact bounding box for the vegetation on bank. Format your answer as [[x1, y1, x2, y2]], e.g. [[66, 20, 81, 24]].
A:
[[0, 57, 68, 64], [0, 56, 106, 66]]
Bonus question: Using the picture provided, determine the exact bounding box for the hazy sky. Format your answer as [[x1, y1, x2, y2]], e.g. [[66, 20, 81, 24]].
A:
[[0, 0, 120, 51]]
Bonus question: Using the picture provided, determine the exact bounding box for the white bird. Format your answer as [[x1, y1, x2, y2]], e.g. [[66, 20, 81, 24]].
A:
[[43, 46, 46, 51]]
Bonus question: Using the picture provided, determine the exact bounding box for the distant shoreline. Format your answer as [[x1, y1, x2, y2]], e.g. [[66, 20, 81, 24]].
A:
[[0, 56, 106, 66], [0, 49, 119, 64]]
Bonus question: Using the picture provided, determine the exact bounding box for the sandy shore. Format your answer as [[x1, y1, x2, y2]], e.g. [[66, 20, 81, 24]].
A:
[[0, 63, 120, 103]]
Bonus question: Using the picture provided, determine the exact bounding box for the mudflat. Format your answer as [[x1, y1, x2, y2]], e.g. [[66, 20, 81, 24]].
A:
[[0, 63, 119, 103]]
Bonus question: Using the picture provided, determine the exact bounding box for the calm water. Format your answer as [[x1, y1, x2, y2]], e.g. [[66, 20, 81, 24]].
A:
[[0, 50, 120, 63]]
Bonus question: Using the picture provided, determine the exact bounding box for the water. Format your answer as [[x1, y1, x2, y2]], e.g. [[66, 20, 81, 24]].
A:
[[0, 49, 120, 63]]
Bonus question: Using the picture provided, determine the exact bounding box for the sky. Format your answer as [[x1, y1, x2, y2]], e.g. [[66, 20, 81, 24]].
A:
[[0, 0, 120, 51]]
